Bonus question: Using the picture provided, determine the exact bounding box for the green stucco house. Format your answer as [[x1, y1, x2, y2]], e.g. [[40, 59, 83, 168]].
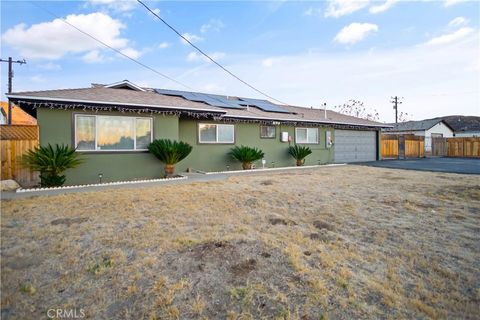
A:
[[7, 80, 386, 185]]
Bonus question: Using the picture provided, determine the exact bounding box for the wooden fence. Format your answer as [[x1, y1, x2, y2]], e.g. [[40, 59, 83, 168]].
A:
[[381, 135, 399, 159], [447, 137, 480, 157], [381, 134, 424, 159], [1, 125, 39, 187]]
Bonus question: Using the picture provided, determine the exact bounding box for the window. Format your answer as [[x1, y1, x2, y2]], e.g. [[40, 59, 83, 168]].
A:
[[260, 125, 276, 138], [75, 115, 152, 151], [198, 124, 234, 143], [295, 127, 318, 144]]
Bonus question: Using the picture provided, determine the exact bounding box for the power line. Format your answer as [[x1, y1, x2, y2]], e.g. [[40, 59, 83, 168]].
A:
[[28, 2, 255, 110], [29, 1, 194, 91], [136, 0, 289, 105]]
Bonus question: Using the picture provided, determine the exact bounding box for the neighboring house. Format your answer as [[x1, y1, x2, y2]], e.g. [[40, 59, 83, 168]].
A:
[[440, 115, 480, 138], [384, 119, 454, 153], [7, 80, 388, 185], [0, 101, 37, 125]]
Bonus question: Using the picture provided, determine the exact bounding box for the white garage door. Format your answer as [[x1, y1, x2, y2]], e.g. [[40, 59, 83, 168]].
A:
[[334, 130, 377, 163]]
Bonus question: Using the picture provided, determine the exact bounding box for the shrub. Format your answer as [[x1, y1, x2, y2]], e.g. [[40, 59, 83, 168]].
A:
[[230, 145, 265, 170], [288, 145, 312, 166], [148, 139, 193, 176], [21, 144, 84, 187]]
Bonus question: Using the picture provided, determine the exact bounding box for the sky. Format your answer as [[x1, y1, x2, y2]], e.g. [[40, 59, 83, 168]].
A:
[[1, 0, 479, 123]]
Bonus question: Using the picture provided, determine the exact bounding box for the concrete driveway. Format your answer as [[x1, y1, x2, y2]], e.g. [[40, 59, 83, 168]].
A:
[[358, 157, 480, 175]]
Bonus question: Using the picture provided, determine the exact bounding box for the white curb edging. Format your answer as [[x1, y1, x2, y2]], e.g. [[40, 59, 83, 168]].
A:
[[16, 175, 188, 193], [204, 163, 346, 175]]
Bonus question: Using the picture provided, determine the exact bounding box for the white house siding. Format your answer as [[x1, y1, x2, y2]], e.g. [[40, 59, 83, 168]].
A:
[[425, 122, 454, 152], [454, 131, 480, 137]]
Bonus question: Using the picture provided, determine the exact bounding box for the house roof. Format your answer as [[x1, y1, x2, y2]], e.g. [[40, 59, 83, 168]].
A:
[[7, 81, 388, 128], [385, 119, 453, 132], [435, 115, 480, 132], [0, 102, 37, 125]]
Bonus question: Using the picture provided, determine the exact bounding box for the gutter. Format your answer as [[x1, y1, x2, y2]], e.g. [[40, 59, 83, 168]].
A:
[[222, 114, 392, 128], [6, 94, 227, 114]]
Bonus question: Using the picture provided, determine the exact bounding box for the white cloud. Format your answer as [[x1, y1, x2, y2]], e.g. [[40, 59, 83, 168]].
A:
[[325, 0, 370, 18], [200, 19, 224, 34], [369, 0, 398, 14], [425, 27, 474, 46], [262, 58, 275, 67], [87, 0, 137, 12], [448, 16, 469, 28], [334, 23, 378, 44], [120, 47, 141, 59], [187, 51, 225, 63], [303, 7, 322, 16], [444, 0, 468, 7], [181, 33, 204, 44], [158, 42, 170, 49], [1, 12, 139, 61], [152, 8, 161, 15], [82, 50, 105, 63]]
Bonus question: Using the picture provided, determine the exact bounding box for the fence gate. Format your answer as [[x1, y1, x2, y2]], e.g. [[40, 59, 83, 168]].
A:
[[0, 125, 39, 187], [432, 137, 448, 156]]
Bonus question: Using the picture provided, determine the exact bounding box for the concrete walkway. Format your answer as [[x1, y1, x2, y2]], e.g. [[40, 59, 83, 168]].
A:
[[1, 164, 344, 200]]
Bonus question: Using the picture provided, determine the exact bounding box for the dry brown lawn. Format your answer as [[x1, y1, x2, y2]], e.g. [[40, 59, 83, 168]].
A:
[[1, 165, 479, 319]]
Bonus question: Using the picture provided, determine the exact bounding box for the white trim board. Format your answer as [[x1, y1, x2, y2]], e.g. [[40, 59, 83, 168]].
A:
[[204, 163, 346, 175], [16, 176, 187, 193]]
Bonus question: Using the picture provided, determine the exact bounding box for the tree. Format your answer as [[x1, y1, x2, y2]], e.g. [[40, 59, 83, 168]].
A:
[[334, 99, 380, 121], [397, 111, 412, 123]]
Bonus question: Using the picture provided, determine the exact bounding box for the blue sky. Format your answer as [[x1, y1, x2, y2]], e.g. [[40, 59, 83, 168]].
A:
[[1, 0, 479, 122]]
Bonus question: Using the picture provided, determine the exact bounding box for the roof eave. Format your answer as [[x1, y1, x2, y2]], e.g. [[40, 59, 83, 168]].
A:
[[6, 94, 227, 114], [223, 114, 390, 128]]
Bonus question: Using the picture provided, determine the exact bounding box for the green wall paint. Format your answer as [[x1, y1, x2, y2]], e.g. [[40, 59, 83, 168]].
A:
[[36, 108, 378, 185], [37, 108, 178, 185], [176, 120, 334, 172]]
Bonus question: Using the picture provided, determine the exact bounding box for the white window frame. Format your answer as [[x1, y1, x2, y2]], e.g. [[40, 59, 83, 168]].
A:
[[295, 127, 319, 144], [74, 114, 153, 152], [198, 123, 235, 144]]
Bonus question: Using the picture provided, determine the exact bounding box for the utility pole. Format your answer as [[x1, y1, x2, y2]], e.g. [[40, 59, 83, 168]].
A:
[[1, 57, 27, 125], [390, 96, 403, 124]]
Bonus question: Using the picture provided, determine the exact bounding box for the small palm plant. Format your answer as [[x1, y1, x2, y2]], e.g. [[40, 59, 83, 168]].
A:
[[148, 139, 193, 176], [21, 144, 84, 187], [230, 145, 265, 170], [288, 145, 312, 166]]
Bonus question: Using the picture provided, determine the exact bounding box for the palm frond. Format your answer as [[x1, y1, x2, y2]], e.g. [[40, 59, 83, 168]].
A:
[[148, 139, 193, 165]]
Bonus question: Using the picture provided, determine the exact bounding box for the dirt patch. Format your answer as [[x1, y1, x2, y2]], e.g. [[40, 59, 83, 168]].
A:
[[50, 217, 89, 226], [313, 220, 334, 231], [269, 217, 297, 226], [260, 180, 275, 186], [145, 240, 319, 319]]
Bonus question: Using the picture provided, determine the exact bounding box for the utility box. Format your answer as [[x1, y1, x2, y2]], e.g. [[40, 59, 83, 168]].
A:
[[281, 131, 289, 142], [326, 131, 333, 148]]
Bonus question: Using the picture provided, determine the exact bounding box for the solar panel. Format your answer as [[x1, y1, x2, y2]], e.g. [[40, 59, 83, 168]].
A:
[[154, 89, 246, 109], [239, 98, 290, 113], [155, 88, 291, 113]]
